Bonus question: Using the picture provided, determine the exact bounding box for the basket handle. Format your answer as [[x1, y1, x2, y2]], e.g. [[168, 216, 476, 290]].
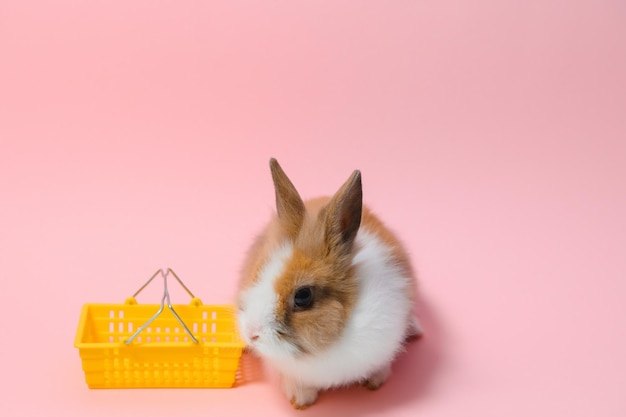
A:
[[124, 268, 200, 345]]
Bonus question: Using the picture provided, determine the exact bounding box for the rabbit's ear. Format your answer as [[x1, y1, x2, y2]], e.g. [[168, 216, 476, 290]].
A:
[[270, 158, 305, 239], [324, 170, 362, 255]]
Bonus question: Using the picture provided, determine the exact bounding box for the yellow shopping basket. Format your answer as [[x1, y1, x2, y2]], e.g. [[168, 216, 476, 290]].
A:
[[74, 268, 245, 388]]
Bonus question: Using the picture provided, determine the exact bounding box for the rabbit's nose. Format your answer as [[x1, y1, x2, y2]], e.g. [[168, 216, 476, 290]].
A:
[[247, 325, 262, 342]]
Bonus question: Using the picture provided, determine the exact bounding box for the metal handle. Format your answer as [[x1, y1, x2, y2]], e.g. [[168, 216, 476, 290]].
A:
[[124, 268, 199, 345]]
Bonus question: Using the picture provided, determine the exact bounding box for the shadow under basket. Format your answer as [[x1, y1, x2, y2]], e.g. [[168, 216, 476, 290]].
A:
[[74, 270, 245, 389]]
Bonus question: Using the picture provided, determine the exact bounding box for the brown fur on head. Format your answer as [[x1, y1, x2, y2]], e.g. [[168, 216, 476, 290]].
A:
[[240, 159, 364, 355]]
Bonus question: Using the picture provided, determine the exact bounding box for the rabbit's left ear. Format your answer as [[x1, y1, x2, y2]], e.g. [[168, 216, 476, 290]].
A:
[[270, 158, 305, 239], [324, 170, 362, 254]]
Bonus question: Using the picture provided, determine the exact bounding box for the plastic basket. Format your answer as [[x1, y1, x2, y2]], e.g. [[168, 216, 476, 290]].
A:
[[74, 269, 245, 388]]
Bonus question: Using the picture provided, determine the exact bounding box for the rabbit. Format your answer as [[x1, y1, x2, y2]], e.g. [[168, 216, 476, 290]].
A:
[[237, 158, 422, 409]]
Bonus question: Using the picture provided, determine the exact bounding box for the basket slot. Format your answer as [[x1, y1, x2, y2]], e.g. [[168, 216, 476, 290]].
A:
[[88, 311, 242, 344]]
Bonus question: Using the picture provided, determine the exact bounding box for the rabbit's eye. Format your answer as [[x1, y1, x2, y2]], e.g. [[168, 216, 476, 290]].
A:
[[293, 286, 314, 310]]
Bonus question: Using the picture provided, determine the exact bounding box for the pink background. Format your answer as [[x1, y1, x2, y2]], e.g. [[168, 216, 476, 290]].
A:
[[1, 1, 625, 416]]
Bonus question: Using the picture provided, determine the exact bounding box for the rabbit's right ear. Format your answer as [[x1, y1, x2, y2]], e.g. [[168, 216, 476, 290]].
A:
[[270, 158, 305, 239]]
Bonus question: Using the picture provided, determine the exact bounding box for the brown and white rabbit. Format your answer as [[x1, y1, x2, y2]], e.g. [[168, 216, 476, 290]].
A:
[[237, 158, 422, 409]]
